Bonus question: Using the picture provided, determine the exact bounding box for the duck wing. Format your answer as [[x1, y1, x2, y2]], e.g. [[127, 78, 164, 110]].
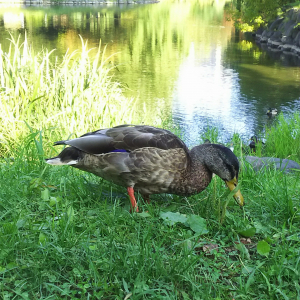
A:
[[54, 125, 189, 155]]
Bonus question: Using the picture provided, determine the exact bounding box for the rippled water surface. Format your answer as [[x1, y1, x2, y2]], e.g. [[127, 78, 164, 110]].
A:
[[1, 1, 300, 145]]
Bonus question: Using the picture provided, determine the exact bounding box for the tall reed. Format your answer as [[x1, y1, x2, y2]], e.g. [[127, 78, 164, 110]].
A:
[[0, 34, 134, 156]]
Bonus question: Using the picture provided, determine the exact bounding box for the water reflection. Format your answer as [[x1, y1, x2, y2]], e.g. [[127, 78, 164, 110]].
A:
[[173, 42, 252, 145], [224, 35, 300, 139], [2, 11, 25, 29], [174, 33, 300, 144], [0, 2, 300, 144]]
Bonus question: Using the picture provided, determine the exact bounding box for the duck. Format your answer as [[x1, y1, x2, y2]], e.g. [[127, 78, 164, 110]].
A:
[[249, 135, 266, 153], [249, 136, 257, 153], [46, 125, 244, 212], [266, 108, 278, 116]]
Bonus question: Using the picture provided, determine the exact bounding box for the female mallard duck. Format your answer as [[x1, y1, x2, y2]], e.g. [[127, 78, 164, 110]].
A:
[[46, 125, 244, 212]]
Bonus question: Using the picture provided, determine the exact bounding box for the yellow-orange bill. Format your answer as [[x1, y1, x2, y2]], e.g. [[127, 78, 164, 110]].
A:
[[226, 177, 244, 206]]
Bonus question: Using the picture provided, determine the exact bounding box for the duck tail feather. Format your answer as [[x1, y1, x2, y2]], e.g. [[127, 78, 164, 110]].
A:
[[54, 140, 67, 146]]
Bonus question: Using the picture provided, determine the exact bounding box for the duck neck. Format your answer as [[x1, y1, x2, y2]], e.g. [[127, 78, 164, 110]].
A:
[[178, 147, 213, 195]]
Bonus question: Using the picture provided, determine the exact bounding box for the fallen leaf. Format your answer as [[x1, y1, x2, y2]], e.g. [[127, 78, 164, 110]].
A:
[[240, 238, 252, 245], [203, 243, 218, 254]]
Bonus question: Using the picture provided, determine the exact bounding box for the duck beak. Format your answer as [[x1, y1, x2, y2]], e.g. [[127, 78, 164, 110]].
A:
[[225, 177, 244, 207]]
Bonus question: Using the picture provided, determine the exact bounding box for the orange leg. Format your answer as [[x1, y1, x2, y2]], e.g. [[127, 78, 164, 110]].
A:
[[127, 187, 139, 212]]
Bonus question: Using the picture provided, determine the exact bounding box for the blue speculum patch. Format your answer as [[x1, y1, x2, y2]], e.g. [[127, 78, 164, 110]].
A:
[[110, 149, 128, 153]]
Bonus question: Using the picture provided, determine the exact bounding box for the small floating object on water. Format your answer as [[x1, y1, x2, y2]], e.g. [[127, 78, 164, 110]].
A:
[[46, 125, 244, 212], [266, 108, 278, 116]]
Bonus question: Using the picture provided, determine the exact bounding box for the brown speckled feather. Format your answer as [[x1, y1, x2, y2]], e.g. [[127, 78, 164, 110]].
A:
[[75, 147, 192, 196], [56, 125, 189, 157]]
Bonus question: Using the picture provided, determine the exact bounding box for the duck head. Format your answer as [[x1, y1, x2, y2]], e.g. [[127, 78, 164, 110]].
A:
[[192, 143, 244, 206]]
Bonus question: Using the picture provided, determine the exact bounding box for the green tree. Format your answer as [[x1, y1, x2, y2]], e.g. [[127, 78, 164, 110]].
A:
[[228, 0, 298, 31]]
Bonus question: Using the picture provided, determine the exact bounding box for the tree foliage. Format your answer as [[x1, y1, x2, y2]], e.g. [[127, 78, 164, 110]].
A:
[[228, 0, 299, 31]]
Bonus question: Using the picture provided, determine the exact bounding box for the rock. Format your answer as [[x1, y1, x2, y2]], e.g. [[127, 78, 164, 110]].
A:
[[255, 8, 300, 56], [242, 156, 300, 173], [288, 8, 297, 20], [297, 12, 300, 23], [261, 29, 274, 39], [256, 27, 264, 35], [269, 17, 284, 31], [294, 32, 300, 47], [269, 31, 282, 41]]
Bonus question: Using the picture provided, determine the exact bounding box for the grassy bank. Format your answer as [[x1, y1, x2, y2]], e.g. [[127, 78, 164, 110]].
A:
[[0, 35, 139, 157], [1, 37, 300, 299], [0, 116, 299, 299]]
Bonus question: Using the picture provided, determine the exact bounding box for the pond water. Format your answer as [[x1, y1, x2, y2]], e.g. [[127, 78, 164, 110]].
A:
[[1, 1, 300, 145]]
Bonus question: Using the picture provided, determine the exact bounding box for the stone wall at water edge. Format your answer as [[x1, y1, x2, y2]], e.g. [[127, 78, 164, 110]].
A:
[[255, 8, 300, 55]]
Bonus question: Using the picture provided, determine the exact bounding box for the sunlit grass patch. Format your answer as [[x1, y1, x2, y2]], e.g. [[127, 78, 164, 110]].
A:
[[264, 112, 300, 161], [0, 34, 136, 156]]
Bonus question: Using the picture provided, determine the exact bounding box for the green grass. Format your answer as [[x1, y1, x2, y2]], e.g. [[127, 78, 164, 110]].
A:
[[264, 113, 300, 161], [0, 123, 299, 299], [0, 34, 139, 157], [0, 36, 300, 299]]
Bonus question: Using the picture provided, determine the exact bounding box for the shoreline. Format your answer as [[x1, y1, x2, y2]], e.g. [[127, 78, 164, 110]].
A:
[[254, 8, 300, 57]]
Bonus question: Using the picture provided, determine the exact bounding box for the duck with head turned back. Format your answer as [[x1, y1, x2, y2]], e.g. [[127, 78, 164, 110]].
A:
[[46, 125, 244, 212]]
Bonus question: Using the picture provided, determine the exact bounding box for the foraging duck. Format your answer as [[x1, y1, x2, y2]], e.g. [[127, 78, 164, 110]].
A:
[[266, 108, 278, 116], [46, 125, 244, 212], [249, 135, 266, 153]]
